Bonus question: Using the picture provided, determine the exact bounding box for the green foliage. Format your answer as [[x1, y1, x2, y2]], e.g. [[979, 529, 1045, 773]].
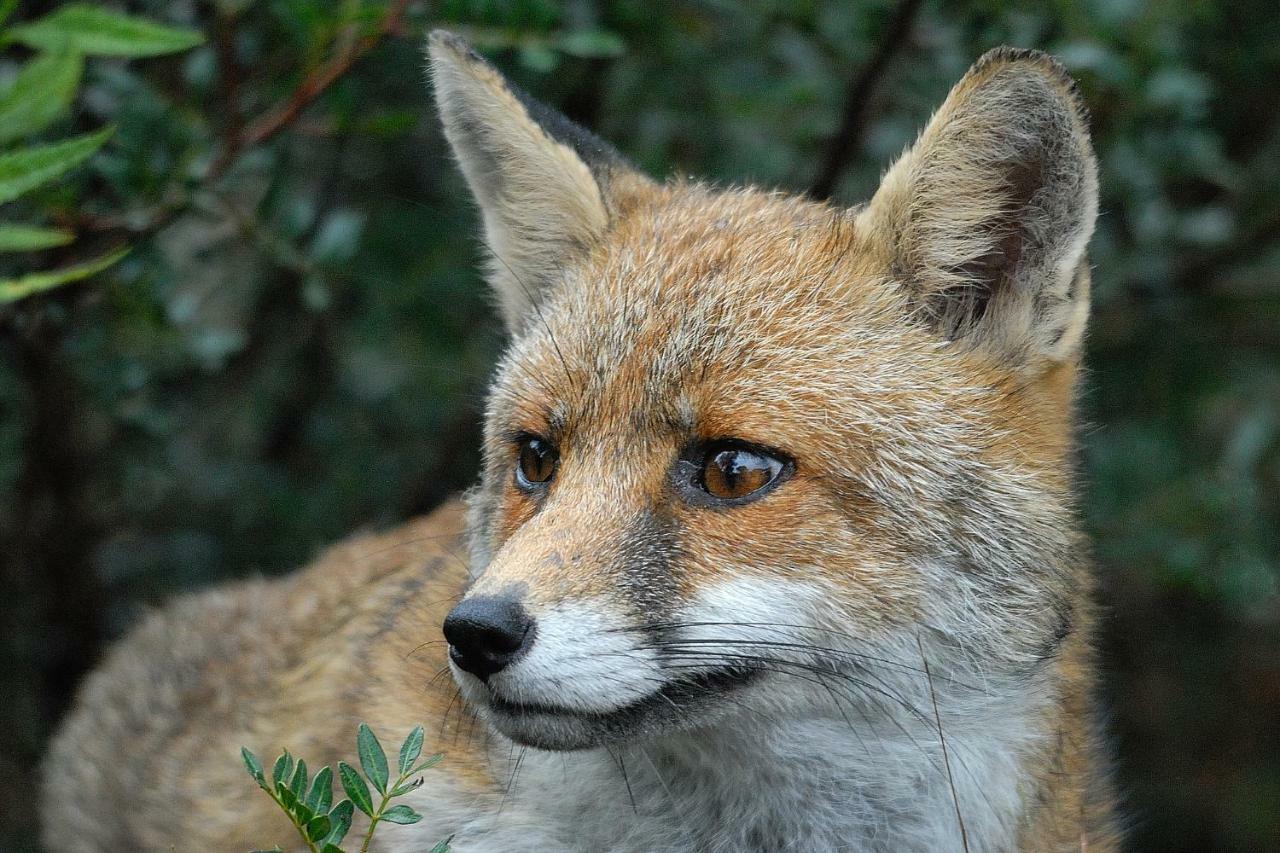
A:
[[462, 25, 627, 72], [356, 723, 389, 795], [243, 724, 448, 853], [0, 223, 72, 251], [0, 44, 82, 145], [0, 245, 128, 302], [337, 761, 373, 819], [3, 5, 204, 57], [0, 5, 201, 305], [0, 128, 113, 204]]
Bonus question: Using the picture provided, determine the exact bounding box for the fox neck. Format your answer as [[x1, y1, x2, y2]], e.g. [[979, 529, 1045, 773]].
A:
[[456, 682, 1053, 853]]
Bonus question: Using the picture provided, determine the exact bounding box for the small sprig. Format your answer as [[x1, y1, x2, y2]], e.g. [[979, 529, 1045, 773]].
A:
[[242, 723, 450, 853]]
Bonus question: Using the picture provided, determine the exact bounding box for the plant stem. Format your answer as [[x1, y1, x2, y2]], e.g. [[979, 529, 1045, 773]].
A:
[[78, 0, 412, 238], [359, 766, 415, 853], [206, 0, 411, 180], [359, 792, 391, 853], [266, 787, 319, 853]]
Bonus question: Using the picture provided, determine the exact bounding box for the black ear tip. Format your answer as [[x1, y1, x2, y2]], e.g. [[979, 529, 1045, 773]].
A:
[[428, 29, 465, 51], [975, 45, 1055, 68], [972, 46, 1069, 81], [969, 45, 1089, 124], [427, 29, 483, 66]]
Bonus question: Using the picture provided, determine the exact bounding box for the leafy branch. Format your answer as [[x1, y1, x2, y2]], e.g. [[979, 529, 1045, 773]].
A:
[[242, 723, 451, 853], [207, 0, 412, 179], [82, 0, 413, 243], [0, 1, 413, 305], [0, 5, 203, 303]]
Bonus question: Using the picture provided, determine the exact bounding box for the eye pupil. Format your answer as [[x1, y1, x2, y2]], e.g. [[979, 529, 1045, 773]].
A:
[[517, 438, 557, 487], [701, 446, 781, 500]]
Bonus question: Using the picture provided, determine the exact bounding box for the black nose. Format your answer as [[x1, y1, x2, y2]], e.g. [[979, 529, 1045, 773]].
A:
[[443, 596, 534, 681]]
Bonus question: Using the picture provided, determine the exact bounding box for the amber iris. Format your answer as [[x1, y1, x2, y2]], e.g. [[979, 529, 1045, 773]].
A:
[[516, 437, 558, 487], [701, 446, 782, 500]]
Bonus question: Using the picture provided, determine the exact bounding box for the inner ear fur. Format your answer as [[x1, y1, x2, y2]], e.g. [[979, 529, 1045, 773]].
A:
[[428, 30, 647, 332], [862, 47, 1098, 366]]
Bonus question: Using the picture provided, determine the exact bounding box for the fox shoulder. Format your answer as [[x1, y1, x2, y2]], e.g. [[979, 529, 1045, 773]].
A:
[[40, 503, 473, 851]]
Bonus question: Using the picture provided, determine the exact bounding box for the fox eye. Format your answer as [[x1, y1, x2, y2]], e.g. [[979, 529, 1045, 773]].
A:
[[515, 436, 558, 489], [698, 444, 786, 502]]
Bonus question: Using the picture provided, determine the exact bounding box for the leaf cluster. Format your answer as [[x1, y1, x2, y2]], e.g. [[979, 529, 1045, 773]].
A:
[[242, 723, 450, 853], [0, 4, 201, 302]]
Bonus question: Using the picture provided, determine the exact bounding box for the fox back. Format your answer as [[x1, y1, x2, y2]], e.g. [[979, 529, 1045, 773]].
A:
[[42, 32, 1116, 852]]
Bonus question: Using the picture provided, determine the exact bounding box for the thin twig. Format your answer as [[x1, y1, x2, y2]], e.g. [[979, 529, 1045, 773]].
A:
[[212, 9, 245, 152], [918, 634, 970, 853], [82, 0, 411, 237], [810, 0, 924, 200], [213, 0, 411, 176]]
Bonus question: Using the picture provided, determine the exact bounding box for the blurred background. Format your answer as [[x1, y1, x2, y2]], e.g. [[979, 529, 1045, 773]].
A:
[[1, 1, 1277, 850]]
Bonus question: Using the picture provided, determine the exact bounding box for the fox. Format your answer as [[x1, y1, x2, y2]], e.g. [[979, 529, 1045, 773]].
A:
[[41, 30, 1116, 853]]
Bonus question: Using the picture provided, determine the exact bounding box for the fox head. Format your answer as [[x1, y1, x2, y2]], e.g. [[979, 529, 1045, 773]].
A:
[[429, 31, 1097, 751]]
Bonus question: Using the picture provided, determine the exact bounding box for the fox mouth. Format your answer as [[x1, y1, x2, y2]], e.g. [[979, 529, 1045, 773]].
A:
[[478, 665, 761, 750]]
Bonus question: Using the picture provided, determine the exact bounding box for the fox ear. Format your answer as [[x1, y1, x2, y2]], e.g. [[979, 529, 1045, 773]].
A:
[[428, 30, 641, 332], [862, 48, 1098, 365]]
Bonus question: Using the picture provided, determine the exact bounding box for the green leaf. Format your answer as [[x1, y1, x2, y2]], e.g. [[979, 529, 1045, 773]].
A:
[[398, 726, 424, 776], [518, 44, 558, 73], [412, 754, 444, 774], [389, 777, 423, 797], [556, 30, 626, 59], [320, 845, 344, 853], [325, 800, 354, 846], [0, 45, 84, 145], [7, 5, 204, 57], [289, 758, 308, 798], [304, 765, 332, 813], [338, 761, 373, 817], [357, 723, 388, 794], [289, 796, 314, 825], [380, 804, 422, 825], [304, 814, 331, 842], [0, 127, 113, 205], [241, 747, 267, 786], [0, 0, 19, 30], [0, 246, 127, 303], [0, 224, 73, 252], [308, 209, 364, 265], [429, 837, 454, 853], [271, 751, 293, 788], [276, 782, 298, 813]]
